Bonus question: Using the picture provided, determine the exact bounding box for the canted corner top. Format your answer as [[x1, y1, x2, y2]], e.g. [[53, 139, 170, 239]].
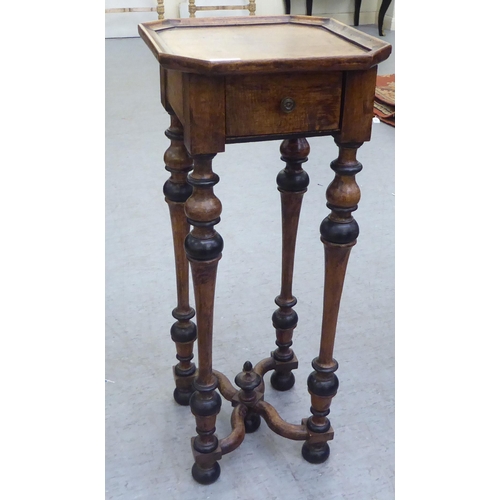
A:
[[138, 15, 392, 75]]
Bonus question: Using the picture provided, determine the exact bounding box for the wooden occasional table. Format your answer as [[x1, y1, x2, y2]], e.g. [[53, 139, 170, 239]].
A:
[[138, 15, 391, 485]]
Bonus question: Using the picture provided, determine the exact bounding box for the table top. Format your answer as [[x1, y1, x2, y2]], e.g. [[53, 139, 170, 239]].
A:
[[138, 15, 391, 75]]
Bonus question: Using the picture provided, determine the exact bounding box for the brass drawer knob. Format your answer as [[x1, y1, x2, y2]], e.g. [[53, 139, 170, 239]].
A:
[[280, 97, 296, 113]]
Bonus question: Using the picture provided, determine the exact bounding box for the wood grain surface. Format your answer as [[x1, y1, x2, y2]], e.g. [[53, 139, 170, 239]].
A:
[[225, 72, 342, 137], [138, 15, 392, 74]]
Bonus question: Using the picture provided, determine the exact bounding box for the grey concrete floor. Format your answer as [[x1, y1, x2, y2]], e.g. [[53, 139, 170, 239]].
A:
[[106, 24, 395, 500]]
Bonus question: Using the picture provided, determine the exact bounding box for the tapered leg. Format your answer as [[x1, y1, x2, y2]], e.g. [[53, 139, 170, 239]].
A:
[[302, 140, 362, 463], [270, 138, 310, 391], [354, 0, 362, 25], [306, 0, 313, 16], [163, 114, 197, 406], [184, 154, 223, 484], [378, 0, 393, 35]]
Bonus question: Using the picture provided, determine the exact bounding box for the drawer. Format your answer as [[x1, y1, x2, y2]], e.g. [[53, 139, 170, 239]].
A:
[[225, 72, 343, 138]]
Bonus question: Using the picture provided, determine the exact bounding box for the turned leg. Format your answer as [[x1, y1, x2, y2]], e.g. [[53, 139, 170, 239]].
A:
[[354, 0, 362, 26], [302, 140, 362, 463], [188, 0, 196, 18], [163, 114, 197, 406], [270, 138, 310, 391], [378, 0, 393, 36], [184, 154, 223, 485], [156, 0, 164, 20]]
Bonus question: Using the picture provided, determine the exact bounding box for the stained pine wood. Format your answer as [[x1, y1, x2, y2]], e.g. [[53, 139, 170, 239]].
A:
[[181, 74, 225, 155], [165, 70, 184, 121], [301, 141, 363, 463], [183, 154, 224, 483], [157, 24, 365, 61], [270, 138, 310, 391], [255, 400, 308, 440], [225, 73, 342, 137], [163, 114, 197, 406], [138, 15, 391, 74], [219, 405, 247, 455], [139, 14, 392, 485], [339, 68, 378, 143], [159, 66, 168, 111]]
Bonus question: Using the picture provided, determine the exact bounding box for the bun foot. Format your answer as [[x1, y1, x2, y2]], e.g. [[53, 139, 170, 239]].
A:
[[244, 412, 261, 433], [270, 370, 295, 391], [191, 461, 221, 485], [301, 441, 330, 464], [173, 387, 193, 406]]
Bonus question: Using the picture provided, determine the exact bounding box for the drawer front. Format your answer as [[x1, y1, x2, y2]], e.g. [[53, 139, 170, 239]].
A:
[[225, 72, 343, 138]]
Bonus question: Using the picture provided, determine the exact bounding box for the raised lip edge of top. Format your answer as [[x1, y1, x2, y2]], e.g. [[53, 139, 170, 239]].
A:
[[138, 15, 392, 75]]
